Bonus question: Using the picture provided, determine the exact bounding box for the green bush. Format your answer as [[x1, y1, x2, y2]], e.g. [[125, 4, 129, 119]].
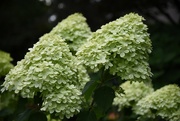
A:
[[1, 13, 179, 121]]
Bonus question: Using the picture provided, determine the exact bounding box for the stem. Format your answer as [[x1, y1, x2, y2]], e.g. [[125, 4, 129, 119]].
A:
[[89, 99, 95, 111]]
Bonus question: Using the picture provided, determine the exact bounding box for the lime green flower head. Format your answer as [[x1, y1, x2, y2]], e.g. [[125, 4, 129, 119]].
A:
[[76, 13, 152, 82], [134, 84, 180, 121], [113, 81, 154, 111], [2, 34, 89, 119], [50, 13, 92, 53], [0, 50, 14, 77], [41, 84, 83, 119]]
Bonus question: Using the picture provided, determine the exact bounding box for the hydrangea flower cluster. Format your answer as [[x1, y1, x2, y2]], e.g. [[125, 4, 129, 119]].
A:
[[76, 13, 152, 82], [50, 13, 92, 53], [1, 33, 89, 119], [0, 50, 14, 77], [134, 84, 180, 121], [113, 81, 154, 111]]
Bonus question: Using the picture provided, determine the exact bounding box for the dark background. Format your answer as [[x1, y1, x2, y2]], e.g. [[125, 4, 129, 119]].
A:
[[0, 0, 180, 88]]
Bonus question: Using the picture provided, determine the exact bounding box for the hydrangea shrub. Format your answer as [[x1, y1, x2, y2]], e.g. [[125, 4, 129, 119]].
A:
[[0, 50, 14, 77], [50, 13, 92, 53], [1, 12, 179, 121], [113, 81, 154, 111], [76, 13, 152, 82], [134, 84, 180, 121], [1, 33, 89, 119]]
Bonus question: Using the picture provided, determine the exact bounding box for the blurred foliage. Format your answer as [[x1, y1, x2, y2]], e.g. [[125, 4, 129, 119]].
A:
[[149, 25, 180, 88], [0, 0, 180, 121], [0, 51, 14, 77]]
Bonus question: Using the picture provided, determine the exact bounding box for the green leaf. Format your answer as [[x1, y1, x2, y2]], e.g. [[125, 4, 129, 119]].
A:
[[0, 108, 13, 117], [93, 106, 105, 120], [16, 109, 32, 121], [94, 86, 115, 112], [28, 111, 47, 121], [82, 80, 98, 101], [77, 110, 97, 121]]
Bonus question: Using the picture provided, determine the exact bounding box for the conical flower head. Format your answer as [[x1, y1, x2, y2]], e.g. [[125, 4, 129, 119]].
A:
[[134, 84, 180, 121], [2, 33, 89, 119], [113, 81, 154, 111], [77, 13, 152, 82], [50, 13, 92, 53], [0, 50, 14, 77]]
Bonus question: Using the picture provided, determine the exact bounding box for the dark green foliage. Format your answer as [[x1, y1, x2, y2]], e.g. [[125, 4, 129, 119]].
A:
[[16, 109, 33, 121], [28, 111, 47, 121], [94, 86, 115, 113], [16, 110, 47, 121], [77, 110, 97, 121], [82, 79, 99, 101], [149, 25, 180, 88]]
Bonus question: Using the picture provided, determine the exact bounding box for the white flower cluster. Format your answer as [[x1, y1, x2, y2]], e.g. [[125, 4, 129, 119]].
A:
[[50, 13, 92, 53], [113, 81, 154, 111], [2, 26, 90, 118], [1, 12, 155, 119], [134, 84, 180, 121], [1, 13, 91, 119], [0, 50, 14, 77], [76, 13, 152, 82]]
